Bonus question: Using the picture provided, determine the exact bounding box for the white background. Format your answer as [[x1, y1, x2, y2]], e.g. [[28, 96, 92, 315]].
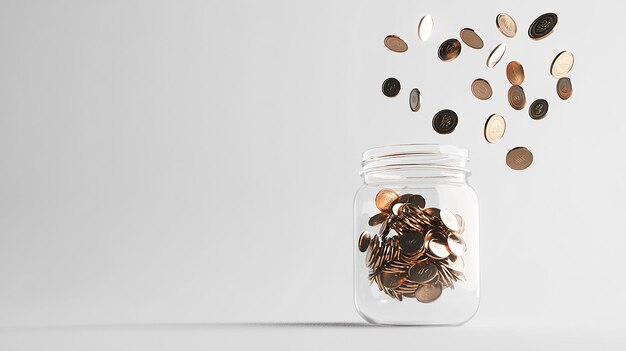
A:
[[1, 0, 625, 349]]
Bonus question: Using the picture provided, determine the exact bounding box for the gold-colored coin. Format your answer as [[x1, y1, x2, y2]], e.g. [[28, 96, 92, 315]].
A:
[[446, 234, 467, 256], [384, 35, 408, 53], [506, 147, 534, 170], [496, 13, 517, 38], [471, 78, 493, 100], [506, 61, 525, 85], [460, 28, 484, 49], [508, 85, 526, 110], [557, 77, 573, 100], [375, 188, 399, 212], [484, 113, 506, 144], [358, 231, 371, 253], [417, 15, 434, 41], [486, 44, 506, 68], [440, 209, 460, 232], [408, 262, 438, 283], [415, 282, 443, 303], [550, 51, 574, 78]]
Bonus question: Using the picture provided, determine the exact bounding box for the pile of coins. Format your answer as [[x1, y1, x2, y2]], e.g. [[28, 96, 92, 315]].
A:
[[358, 189, 467, 303], [380, 12, 575, 171]]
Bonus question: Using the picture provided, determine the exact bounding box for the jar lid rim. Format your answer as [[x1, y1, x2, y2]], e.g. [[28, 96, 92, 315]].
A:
[[362, 144, 469, 162]]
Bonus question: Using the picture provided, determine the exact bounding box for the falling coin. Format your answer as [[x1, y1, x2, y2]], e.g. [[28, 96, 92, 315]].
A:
[[417, 15, 434, 41], [440, 209, 460, 232], [529, 13, 558, 40], [438, 39, 462, 61], [557, 77, 573, 100], [471, 78, 493, 100], [484, 113, 506, 144], [447, 234, 467, 256], [409, 88, 421, 112], [384, 35, 408, 53], [408, 262, 438, 283], [506, 147, 534, 170], [550, 51, 574, 78], [486, 44, 506, 68], [358, 231, 371, 252], [496, 13, 517, 38], [460, 28, 484, 49], [506, 61, 525, 85], [375, 188, 399, 212], [415, 282, 443, 303], [508, 85, 526, 110], [382, 77, 401, 97], [529, 99, 549, 120], [432, 109, 458, 134]]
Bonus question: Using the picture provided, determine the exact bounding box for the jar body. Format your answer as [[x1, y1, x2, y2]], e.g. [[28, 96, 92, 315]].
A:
[[354, 145, 479, 325]]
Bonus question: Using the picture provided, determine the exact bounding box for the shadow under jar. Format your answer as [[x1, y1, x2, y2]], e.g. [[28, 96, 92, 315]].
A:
[[354, 144, 479, 325]]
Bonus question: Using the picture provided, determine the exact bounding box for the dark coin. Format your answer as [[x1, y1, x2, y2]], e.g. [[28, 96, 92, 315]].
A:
[[529, 99, 549, 120], [382, 78, 401, 97], [409, 194, 426, 208], [432, 109, 458, 134], [368, 212, 389, 226], [438, 39, 462, 61], [358, 231, 371, 252], [508, 85, 526, 110], [528, 13, 558, 40], [394, 193, 413, 205], [400, 231, 425, 253], [380, 271, 406, 289], [409, 88, 421, 112], [408, 262, 438, 283], [423, 207, 441, 218], [557, 77, 572, 100]]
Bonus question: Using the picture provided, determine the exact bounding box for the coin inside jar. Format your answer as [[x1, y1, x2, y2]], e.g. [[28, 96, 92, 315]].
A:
[[415, 282, 443, 303], [432, 109, 458, 134], [400, 231, 425, 253], [484, 113, 506, 144], [382, 77, 401, 97], [368, 212, 389, 226], [506, 61, 525, 85], [496, 13, 517, 38], [447, 234, 467, 256], [408, 262, 438, 283], [438, 39, 462, 61], [529, 13, 558, 40], [417, 15, 434, 41], [375, 188, 399, 212], [529, 99, 549, 120], [508, 85, 526, 110], [358, 231, 371, 252], [380, 271, 406, 289], [409, 88, 421, 112], [440, 209, 460, 232], [444, 255, 464, 272], [455, 214, 465, 234], [427, 236, 450, 259], [384, 35, 408, 53], [460, 28, 484, 49], [409, 194, 426, 208], [486, 44, 506, 68], [557, 77, 573, 100], [506, 147, 534, 170], [471, 78, 493, 100], [550, 51, 574, 78]]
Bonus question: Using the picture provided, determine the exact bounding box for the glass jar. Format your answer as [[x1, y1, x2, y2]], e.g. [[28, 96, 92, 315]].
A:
[[354, 144, 479, 325]]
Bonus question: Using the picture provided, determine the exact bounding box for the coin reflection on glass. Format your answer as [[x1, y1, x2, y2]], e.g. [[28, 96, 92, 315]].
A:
[[486, 44, 506, 68], [471, 78, 493, 100], [384, 35, 408, 53], [455, 214, 465, 234], [508, 85, 526, 110], [529, 99, 549, 120], [382, 77, 401, 97], [506, 147, 534, 170], [438, 39, 462, 61], [460, 28, 484, 49], [551, 51, 574, 78], [506, 61, 525, 85], [529, 13, 558, 40], [418, 15, 434, 41], [409, 88, 421, 112], [408, 262, 438, 283], [415, 282, 443, 303], [557, 77, 573, 100], [496, 13, 517, 38], [358, 231, 371, 252], [375, 189, 399, 212], [484, 113, 506, 144]]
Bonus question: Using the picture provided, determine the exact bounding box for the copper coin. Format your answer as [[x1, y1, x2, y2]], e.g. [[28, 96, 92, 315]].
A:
[[557, 77, 573, 100], [432, 109, 458, 134], [444, 255, 465, 272], [496, 13, 517, 38], [368, 212, 389, 226], [438, 39, 462, 61], [409, 194, 426, 208], [409, 88, 421, 112], [529, 13, 558, 40], [423, 208, 441, 219], [529, 99, 549, 120], [471, 78, 493, 100], [486, 44, 506, 68], [384, 35, 408, 53], [506, 61, 525, 85], [400, 231, 425, 253], [418, 15, 434, 41], [506, 147, 534, 170], [427, 237, 450, 259], [484, 113, 506, 144], [375, 188, 399, 212], [381, 271, 406, 289], [550, 51, 574, 78], [440, 209, 460, 232], [508, 85, 526, 110], [408, 262, 438, 283], [415, 282, 443, 303], [358, 231, 371, 252], [382, 77, 401, 97], [447, 234, 467, 256], [460, 28, 484, 49]]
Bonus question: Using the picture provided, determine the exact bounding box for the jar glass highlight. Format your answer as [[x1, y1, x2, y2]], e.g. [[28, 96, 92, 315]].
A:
[[354, 144, 479, 325]]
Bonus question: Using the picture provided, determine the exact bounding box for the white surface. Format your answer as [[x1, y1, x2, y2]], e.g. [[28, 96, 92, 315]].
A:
[[0, 0, 625, 348]]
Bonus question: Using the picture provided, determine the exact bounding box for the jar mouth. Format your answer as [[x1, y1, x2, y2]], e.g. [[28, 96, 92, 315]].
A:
[[361, 144, 470, 177]]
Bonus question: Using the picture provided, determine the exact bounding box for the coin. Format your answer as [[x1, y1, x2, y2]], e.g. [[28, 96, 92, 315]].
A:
[[438, 39, 462, 61], [529, 99, 549, 120], [409, 88, 421, 112], [557, 77, 573, 100], [444, 255, 464, 272], [486, 44, 506, 68], [368, 212, 389, 226], [358, 231, 371, 252], [381, 271, 406, 289], [550, 51, 574, 78], [409, 194, 426, 209], [506, 61, 525, 85], [400, 231, 425, 253], [484, 114, 506, 144], [417, 15, 434, 41], [508, 85, 526, 110], [471, 78, 493, 100], [423, 208, 441, 219], [432, 109, 458, 134], [415, 282, 443, 303], [460, 28, 484, 49], [384, 35, 408, 53], [440, 209, 460, 232], [408, 262, 438, 283], [375, 188, 399, 212], [455, 214, 465, 234], [382, 78, 401, 97], [496, 13, 517, 38], [427, 236, 450, 259], [447, 234, 467, 256], [529, 13, 558, 40], [506, 147, 534, 170]]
